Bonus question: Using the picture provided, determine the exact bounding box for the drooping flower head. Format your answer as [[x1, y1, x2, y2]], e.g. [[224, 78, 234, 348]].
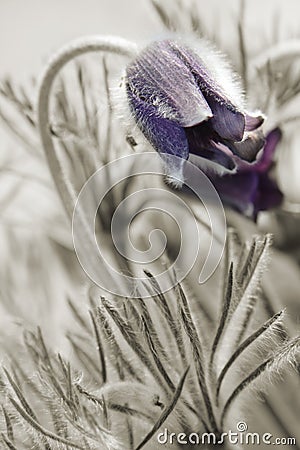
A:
[[125, 39, 265, 186]]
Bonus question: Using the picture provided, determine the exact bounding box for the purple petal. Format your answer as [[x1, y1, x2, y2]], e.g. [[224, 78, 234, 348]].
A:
[[207, 97, 245, 142], [253, 175, 283, 213], [184, 122, 236, 171], [211, 172, 259, 214], [253, 128, 282, 173], [245, 113, 264, 131], [187, 144, 236, 173], [190, 146, 236, 171], [126, 40, 212, 127], [226, 130, 265, 163], [168, 40, 245, 141], [168, 40, 232, 105], [127, 83, 189, 161]]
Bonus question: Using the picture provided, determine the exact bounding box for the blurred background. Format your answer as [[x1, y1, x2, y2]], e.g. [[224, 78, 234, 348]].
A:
[[1, 0, 300, 81]]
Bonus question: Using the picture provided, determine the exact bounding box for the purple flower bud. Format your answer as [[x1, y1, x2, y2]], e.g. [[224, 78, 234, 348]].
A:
[[125, 39, 265, 185]]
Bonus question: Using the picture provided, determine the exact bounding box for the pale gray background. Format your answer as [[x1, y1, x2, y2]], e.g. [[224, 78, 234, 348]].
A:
[[1, 0, 300, 82]]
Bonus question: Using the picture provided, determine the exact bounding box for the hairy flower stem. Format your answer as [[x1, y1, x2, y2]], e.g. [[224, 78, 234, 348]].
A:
[[37, 36, 138, 288], [37, 35, 137, 219]]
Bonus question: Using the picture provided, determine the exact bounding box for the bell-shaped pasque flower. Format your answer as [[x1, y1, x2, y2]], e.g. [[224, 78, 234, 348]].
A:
[[209, 128, 283, 220], [125, 39, 265, 186]]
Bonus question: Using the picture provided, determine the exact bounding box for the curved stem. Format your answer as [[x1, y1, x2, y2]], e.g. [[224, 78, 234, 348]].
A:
[[36, 36, 138, 289], [37, 35, 138, 219], [251, 39, 300, 73]]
